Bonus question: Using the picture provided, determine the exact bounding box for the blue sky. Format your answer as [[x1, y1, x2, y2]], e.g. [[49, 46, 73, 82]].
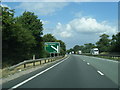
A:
[[2, 2, 118, 49]]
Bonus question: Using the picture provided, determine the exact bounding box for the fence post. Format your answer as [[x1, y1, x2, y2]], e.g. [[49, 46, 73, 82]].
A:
[[33, 62, 35, 66], [45, 59, 46, 63], [40, 60, 41, 65], [24, 64, 26, 68]]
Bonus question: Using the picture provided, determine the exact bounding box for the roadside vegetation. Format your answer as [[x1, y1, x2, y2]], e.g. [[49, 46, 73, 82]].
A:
[[1, 56, 64, 78], [67, 32, 120, 60], [2, 6, 66, 68], [82, 54, 120, 61]]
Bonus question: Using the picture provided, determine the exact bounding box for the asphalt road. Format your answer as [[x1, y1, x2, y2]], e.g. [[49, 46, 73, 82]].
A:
[[2, 55, 118, 89]]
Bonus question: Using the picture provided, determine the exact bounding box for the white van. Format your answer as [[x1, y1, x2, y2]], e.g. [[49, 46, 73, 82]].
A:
[[90, 48, 99, 55], [78, 50, 82, 54]]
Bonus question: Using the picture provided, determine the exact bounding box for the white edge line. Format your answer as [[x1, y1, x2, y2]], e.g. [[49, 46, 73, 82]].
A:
[[9, 56, 69, 89], [97, 71, 104, 75]]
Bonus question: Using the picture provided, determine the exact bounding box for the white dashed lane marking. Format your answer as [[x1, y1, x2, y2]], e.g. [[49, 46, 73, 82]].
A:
[[97, 71, 104, 75]]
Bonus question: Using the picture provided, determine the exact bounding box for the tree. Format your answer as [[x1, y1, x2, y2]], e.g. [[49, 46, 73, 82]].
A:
[[110, 35, 117, 52], [115, 32, 120, 52], [96, 34, 111, 52], [73, 45, 80, 53], [66, 48, 74, 54], [2, 7, 36, 66], [110, 32, 120, 53], [82, 43, 95, 53], [0, 8, 1, 34], [2, 7, 66, 67], [43, 34, 57, 42], [16, 11, 44, 58], [67, 43, 95, 54]]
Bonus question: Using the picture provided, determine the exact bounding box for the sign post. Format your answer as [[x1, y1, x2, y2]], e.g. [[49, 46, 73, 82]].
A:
[[45, 42, 60, 57], [33, 55, 35, 60]]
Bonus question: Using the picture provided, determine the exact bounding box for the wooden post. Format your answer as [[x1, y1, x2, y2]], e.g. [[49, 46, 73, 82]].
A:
[[33, 62, 35, 66], [24, 64, 26, 68], [40, 60, 41, 65], [44, 60, 46, 63]]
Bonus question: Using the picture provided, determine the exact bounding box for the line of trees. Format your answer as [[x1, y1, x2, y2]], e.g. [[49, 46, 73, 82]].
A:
[[67, 33, 120, 54], [2, 6, 66, 67]]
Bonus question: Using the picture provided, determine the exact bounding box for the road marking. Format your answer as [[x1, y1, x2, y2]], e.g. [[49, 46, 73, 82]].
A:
[[97, 71, 104, 75], [83, 60, 85, 62], [51, 46, 59, 52], [87, 63, 90, 65], [9, 56, 69, 89]]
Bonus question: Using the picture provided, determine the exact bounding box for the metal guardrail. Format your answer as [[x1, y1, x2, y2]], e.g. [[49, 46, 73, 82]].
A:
[[7, 56, 64, 70]]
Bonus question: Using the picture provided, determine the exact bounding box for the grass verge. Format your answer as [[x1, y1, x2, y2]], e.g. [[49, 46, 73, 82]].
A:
[[1, 56, 64, 79], [84, 54, 120, 61]]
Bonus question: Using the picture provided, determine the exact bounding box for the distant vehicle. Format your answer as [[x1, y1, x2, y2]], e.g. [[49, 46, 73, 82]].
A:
[[78, 50, 82, 54], [90, 48, 99, 55], [72, 51, 74, 54]]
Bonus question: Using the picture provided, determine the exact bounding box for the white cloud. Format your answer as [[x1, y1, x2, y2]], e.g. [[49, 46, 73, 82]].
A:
[[54, 17, 117, 38], [41, 20, 49, 25], [15, 2, 68, 16], [53, 22, 73, 38], [60, 31, 72, 38]]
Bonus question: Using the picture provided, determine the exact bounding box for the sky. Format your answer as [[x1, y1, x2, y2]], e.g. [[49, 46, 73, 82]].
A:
[[2, 2, 119, 49]]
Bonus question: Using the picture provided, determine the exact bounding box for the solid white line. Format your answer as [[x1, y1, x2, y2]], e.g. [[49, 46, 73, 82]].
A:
[[9, 56, 69, 89], [97, 71, 104, 75], [87, 63, 90, 65]]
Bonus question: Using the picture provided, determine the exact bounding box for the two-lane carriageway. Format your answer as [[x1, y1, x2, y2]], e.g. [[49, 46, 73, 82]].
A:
[[3, 55, 118, 89]]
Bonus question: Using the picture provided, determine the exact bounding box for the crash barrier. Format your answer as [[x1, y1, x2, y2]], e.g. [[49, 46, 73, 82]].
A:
[[7, 56, 65, 70]]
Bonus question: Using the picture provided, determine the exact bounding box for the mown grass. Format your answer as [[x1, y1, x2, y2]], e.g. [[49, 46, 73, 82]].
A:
[[84, 54, 120, 61], [94, 55, 120, 61]]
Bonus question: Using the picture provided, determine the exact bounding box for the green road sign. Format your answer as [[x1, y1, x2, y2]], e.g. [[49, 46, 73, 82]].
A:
[[45, 42, 60, 53]]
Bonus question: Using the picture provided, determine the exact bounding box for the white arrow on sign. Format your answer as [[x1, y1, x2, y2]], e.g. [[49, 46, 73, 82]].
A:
[[51, 45, 59, 53]]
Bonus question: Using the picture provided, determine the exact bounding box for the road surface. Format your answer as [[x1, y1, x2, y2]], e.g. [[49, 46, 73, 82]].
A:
[[2, 55, 118, 89]]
